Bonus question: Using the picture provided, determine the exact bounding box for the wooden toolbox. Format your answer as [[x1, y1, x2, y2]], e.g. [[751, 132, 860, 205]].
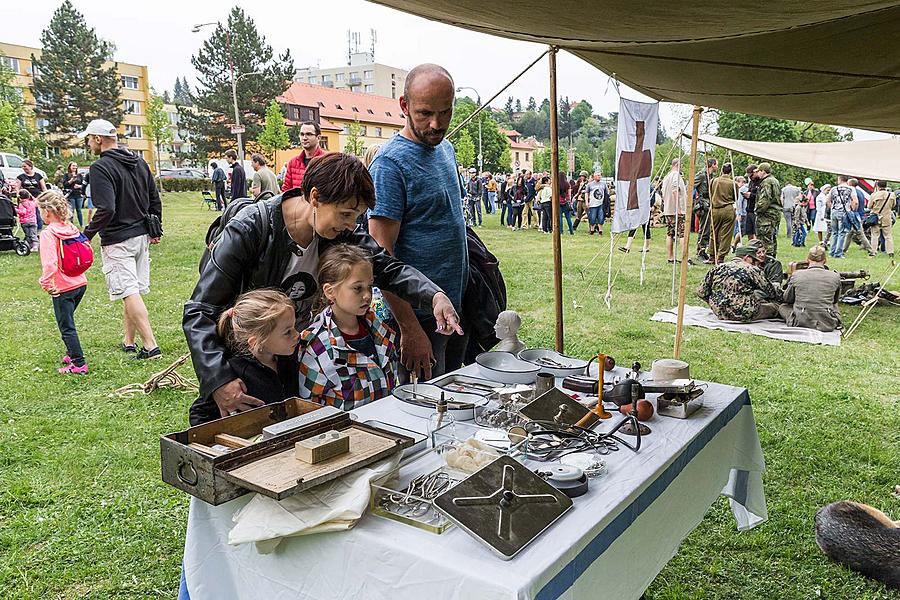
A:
[[160, 398, 414, 505]]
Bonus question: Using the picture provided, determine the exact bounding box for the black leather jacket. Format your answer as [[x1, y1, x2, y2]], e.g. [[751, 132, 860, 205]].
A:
[[183, 189, 441, 401]]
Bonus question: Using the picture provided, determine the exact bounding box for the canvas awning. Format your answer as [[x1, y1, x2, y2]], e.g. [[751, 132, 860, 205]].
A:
[[693, 134, 900, 182], [369, 1, 900, 134]]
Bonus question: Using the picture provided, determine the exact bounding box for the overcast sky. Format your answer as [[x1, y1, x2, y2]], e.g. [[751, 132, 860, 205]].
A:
[[1, 0, 889, 141]]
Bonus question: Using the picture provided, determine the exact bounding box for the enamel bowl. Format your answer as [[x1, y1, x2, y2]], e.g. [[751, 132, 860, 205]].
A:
[[475, 351, 541, 384], [393, 383, 486, 421], [517, 348, 589, 378]]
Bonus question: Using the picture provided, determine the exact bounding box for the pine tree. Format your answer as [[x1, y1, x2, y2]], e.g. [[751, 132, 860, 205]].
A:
[[180, 7, 294, 158], [257, 100, 289, 160], [515, 99, 522, 113], [180, 77, 192, 101], [32, 0, 122, 148], [527, 97, 536, 111], [162, 90, 171, 104], [173, 78, 184, 104], [503, 96, 514, 121]]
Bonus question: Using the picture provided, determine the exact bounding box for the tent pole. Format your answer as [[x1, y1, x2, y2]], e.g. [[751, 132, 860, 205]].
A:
[[549, 45, 564, 353], [674, 105, 703, 359]]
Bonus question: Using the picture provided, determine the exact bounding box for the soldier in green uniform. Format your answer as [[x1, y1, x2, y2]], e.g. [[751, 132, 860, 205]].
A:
[[696, 245, 781, 322], [754, 162, 783, 258], [693, 158, 717, 262]]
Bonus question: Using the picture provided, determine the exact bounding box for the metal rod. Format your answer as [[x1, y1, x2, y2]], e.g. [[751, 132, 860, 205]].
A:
[[447, 49, 550, 140], [549, 46, 564, 353], [674, 106, 703, 359]]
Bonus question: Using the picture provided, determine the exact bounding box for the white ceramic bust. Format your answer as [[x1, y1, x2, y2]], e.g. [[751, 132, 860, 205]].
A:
[[493, 310, 525, 354]]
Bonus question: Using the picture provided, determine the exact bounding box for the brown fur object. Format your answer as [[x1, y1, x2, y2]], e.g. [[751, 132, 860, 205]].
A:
[[815, 501, 900, 589]]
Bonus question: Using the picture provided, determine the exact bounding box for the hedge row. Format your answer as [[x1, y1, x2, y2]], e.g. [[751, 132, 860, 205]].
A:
[[156, 178, 212, 193]]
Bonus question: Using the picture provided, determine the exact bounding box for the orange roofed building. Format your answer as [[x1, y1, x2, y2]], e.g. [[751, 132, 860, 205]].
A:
[[500, 129, 543, 173], [275, 82, 406, 171]]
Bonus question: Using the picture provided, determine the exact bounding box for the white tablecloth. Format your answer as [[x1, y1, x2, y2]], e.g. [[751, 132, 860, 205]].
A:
[[182, 366, 767, 600]]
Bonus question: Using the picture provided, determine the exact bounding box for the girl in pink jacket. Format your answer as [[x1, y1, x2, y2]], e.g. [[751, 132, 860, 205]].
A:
[[37, 190, 89, 374], [15, 190, 39, 250]]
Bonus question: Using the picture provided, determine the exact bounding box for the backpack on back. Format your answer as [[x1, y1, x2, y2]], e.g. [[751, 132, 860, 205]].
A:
[[199, 195, 272, 273], [58, 232, 94, 277]]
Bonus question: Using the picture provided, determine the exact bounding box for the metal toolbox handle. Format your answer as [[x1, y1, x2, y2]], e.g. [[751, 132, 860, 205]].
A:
[[177, 460, 199, 487]]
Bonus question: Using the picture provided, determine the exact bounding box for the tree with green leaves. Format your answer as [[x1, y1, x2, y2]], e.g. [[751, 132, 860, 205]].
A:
[[449, 98, 510, 173], [173, 78, 183, 103], [343, 120, 365, 157], [180, 7, 294, 158], [455, 129, 476, 169], [145, 90, 172, 179], [0, 65, 45, 156], [515, 99, 522, 113], [527, 97, 536, 111], [569, 100, 593, 132], [257, 100, 290, 160], [162, 90, 172, 104], [32, 0, 122, 149]]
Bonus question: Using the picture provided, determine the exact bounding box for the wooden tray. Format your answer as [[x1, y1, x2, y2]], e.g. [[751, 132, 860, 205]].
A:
[[160, 398, 413, 505]]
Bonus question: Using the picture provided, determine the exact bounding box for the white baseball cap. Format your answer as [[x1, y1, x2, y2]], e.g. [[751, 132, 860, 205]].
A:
[[77, 119, 118, 139]]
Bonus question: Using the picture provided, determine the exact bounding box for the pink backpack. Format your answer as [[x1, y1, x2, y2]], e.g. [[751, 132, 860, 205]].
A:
[[57, 232, 94, 276]]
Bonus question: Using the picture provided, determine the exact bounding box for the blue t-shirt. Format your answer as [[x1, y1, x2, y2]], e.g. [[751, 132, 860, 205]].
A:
[[369, 134, 468, 315]]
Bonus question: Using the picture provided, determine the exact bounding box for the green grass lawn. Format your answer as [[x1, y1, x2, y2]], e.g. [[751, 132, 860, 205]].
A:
[[1, 191, 898, 599]]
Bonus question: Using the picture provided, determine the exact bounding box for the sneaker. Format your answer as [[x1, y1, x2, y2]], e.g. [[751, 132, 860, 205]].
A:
[[121, 343, 137, 353], [58, 363, 88, 375], [132, 346, 162, 360], [618, 247, 630, 253]]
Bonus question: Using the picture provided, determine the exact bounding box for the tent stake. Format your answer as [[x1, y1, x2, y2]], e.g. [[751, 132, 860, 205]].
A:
[[674, 105, 703, 359], [549, 45, 564, 353]]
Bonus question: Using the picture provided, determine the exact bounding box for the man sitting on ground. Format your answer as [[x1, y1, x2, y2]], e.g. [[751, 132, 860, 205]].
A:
[[696, 244, 781, 322], [778, 245, 842, 332], [747, 238, 783, 290]]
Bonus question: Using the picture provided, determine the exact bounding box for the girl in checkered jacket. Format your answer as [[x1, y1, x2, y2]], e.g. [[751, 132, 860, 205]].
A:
[[298, 244, 398, 410]]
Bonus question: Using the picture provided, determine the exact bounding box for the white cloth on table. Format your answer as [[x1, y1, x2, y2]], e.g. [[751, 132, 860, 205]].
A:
[[651, 304, 841, 346], [183, 365, 766, 600], [228, 454, 400, 553]]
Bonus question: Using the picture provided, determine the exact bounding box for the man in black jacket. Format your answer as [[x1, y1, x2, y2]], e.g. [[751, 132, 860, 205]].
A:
[[225, 149, 246, 202], [80, 119, 162, 360]]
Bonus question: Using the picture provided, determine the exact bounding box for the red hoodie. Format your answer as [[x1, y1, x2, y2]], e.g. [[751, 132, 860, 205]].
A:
[[39, 222, 88, 293]]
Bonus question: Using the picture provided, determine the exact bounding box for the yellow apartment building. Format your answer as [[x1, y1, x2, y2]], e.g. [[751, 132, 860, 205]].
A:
[[0, 41, 155, 168]]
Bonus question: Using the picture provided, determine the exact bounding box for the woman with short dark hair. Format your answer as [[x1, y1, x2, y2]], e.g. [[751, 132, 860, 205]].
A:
[[183, 152, 462, 423]]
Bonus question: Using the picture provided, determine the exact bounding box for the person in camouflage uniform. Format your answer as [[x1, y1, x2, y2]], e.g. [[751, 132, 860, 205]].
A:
[[696, 245, 781, 322], [754, 162, 783, 258], [693, 158, 717, 261]]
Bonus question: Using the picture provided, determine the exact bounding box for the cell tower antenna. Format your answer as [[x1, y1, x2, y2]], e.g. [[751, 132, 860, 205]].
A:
[[370, 29, 377, 58]]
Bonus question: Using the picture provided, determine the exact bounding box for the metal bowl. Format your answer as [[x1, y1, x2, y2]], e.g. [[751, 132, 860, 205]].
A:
[[393, 383, 485, 421], [517, 348, 589, 378], [475, 351, 540, 384]]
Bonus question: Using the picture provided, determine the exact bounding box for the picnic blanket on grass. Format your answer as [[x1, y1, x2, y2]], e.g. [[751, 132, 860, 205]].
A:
[[651, 305, 841, 346]]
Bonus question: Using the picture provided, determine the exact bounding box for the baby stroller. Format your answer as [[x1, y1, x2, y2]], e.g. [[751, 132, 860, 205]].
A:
[[0, 190, 31, 256]]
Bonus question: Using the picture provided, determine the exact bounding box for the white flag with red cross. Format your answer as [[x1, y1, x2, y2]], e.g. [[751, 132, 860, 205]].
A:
[[612, 98, 659, 234]]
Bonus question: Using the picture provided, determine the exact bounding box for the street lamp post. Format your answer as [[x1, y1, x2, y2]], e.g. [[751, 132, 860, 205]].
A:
[[457, 86, 482, 173], [192, 22, 260, 164]]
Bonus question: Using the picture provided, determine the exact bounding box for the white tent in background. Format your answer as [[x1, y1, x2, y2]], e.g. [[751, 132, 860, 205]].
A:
[[692, 134, 900, 182]]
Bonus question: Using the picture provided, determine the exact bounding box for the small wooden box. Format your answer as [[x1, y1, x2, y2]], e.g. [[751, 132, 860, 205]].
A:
[[160, 398, 413, 505], [295, 430, 350, 464]]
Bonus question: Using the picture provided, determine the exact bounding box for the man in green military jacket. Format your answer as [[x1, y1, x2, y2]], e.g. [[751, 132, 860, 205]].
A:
[[754, 162, 783, 257], [696, 245, 781, 322]]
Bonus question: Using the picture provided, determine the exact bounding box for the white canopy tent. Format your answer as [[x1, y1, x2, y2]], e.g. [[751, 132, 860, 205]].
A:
[[692, 134, 900, 182]]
